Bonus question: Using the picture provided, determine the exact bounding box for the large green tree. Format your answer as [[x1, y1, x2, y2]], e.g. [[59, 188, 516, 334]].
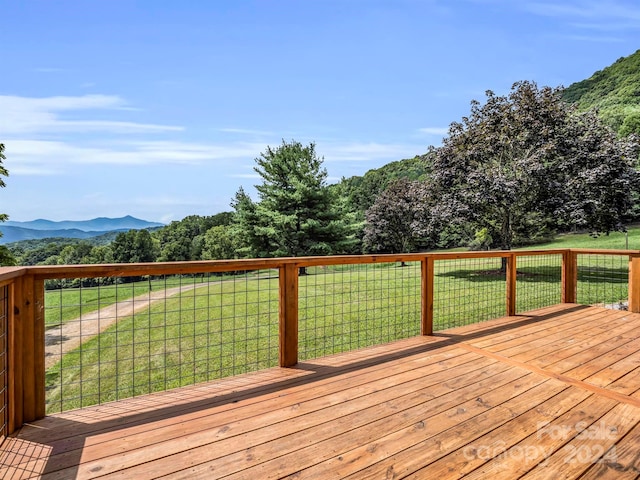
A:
[[363, 178, 434, 254], [201, 225, 236, 260], [112, 229, 157, 263], [155, 215, 226, 262], [431, 81, 640, 253], [233, 140, 356, 267]]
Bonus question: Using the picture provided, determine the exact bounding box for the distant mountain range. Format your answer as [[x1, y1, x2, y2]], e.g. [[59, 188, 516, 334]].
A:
[[0, 215, 164, 244]]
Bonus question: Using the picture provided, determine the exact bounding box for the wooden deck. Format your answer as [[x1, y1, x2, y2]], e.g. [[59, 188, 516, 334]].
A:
[[2, 303, 640, 479]]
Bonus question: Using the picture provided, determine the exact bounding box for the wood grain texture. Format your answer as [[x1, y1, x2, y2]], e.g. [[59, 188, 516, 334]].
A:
[[2, 305, 640, 479]]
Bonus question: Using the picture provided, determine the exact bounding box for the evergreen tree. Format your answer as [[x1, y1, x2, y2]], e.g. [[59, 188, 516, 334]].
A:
[[233, 140, 356, 269]]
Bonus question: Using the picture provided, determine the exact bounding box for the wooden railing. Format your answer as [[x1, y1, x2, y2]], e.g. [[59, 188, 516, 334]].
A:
[[0, 248, 638, 438]]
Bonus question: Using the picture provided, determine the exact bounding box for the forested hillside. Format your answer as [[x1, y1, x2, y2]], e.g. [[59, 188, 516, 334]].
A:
[[563, 49, 640, 136], [333, 154, 432, 214]]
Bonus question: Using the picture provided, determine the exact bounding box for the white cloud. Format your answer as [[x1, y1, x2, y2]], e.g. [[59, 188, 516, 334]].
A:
[[218, 127, 275, 136], [229, 173, 261, 179], [418, 127, 449, 136], [0, 94, 182, 134], [320, 142, 423, 162], [560, 34, 624, 42], [0, 94, 266, 172], [522, 0, 640, 25], [5, 139, 266, 172]]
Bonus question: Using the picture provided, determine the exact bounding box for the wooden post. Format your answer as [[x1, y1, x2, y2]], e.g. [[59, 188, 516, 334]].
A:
[[506, 253, 517, 316], [562, 250, 577, 304], [629, 255, 640, 314], [33, 278, 45, 420], [279, 263, 299, 367], [421, 256, 434, 335], [0, 284, 10, 437], [7, 275, 46, 429], [9, 277, 24, 432]]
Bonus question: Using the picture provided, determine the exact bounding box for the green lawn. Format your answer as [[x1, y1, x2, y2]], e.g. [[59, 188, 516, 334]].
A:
[[517, 225, 640, 250], [44, 231, 636, 413]]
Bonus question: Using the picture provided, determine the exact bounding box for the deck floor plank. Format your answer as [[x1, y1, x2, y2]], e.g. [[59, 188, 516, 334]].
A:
[[459, 394, 621, 479], [47, 354, 501, 479], [2, 304, 640, 479]]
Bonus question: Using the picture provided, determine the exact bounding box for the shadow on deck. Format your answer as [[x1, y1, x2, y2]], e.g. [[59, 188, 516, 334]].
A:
[[2, 303, 640, 479]]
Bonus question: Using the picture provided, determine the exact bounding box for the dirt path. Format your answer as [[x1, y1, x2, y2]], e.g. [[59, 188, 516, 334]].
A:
[[44, 283, 203, 369]]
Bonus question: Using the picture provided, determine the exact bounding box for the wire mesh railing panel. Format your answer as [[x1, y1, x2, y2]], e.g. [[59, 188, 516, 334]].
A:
[[0, 285, 8, 442], [44, 271, 279, 413], [433, 257, 507, 330], [516, 254, 562, 313], [576, 254, 629, 309], [298, 262, 421, 361]]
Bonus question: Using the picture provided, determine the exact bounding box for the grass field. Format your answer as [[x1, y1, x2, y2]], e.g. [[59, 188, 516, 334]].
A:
[[43, 231, 636, 412], [518, 225, 640, 250]]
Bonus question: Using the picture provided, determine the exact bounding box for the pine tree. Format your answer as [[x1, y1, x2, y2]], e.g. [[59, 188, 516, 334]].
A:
[[233, 140, 356, 269]]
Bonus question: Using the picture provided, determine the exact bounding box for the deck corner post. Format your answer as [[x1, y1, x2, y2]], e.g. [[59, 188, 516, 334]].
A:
[[421, 256, 434, 336], [13, 275, 45, 424], [562, 250, 577, 304], [506, 253, 517, 316], [629, 255, 640, 314], [279, 263, 299, 367]]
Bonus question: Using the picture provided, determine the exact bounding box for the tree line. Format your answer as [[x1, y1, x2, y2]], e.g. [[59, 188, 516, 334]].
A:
[[4, 81, 640, 269]]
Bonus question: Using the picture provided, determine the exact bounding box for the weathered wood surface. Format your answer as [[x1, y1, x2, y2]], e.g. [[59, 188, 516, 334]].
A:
[[2, 304, 640, 479]]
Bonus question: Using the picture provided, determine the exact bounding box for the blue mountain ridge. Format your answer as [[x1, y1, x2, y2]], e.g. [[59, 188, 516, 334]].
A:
[[0, 216, 164, 244], [4, 215, 164, 231]]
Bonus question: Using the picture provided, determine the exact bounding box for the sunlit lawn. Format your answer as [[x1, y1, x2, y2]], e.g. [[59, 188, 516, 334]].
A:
[[44, 229, 636, 412]]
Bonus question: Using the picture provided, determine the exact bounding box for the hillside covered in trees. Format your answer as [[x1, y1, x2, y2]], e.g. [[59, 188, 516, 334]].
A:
[[563, 49, 640, 137]]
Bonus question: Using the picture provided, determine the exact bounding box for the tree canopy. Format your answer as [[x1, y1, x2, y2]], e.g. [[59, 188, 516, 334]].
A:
[[363, 178, 434, 253], [430, 81, 640, 251]]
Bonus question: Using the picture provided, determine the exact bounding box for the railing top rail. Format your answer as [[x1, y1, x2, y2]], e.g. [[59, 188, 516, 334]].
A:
[[1, 248, 638, 282], [0, 266, 27, 285]]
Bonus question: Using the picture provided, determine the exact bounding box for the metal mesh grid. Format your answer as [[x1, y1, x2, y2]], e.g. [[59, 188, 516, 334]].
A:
[[298, 262, 421, 361], [515, 253, 562, 312], [433, 257, 506, 330], [0, 285, 8, 441], [576, 253, 629, 309], [44, 271, 279, 413]]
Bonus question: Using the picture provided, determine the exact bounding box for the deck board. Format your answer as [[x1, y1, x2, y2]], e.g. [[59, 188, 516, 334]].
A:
[[3, 304, 640, 479]]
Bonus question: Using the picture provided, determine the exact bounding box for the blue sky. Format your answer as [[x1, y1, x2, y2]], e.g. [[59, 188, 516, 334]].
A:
[[1, 0, 639, 223]]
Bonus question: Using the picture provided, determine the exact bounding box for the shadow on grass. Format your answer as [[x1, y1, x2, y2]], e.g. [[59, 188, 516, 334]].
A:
[[437, 265, 628, 284]]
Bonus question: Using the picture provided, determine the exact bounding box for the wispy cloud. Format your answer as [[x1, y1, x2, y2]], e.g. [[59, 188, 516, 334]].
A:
[[320, 142, 423, 162], [418, 127, 449, 136], [0, 94, 183, 134], [229, 173, 262, 179], [218, 127, 276, 136], [522, 0, 640, 27], [6, 139, 266, 173], [559, 34, 625, 42], [1, 94, 428, 198]]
